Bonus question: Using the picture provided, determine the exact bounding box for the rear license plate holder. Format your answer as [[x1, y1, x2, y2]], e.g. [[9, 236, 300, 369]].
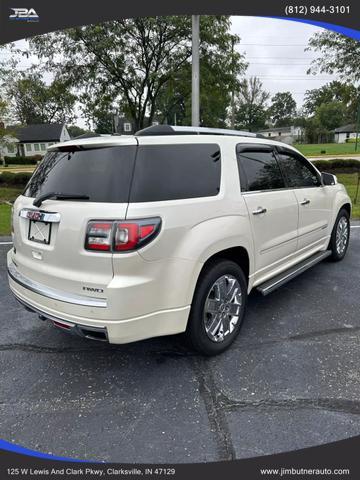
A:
[[28, 220, 52, 245]]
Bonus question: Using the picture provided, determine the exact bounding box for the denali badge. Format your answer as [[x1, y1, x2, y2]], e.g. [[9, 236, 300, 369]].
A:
[[82, 286, 104, 294]]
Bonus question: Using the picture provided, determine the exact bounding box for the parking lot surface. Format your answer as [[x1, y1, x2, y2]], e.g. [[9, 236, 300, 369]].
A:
[[0, 226, 360, 463]]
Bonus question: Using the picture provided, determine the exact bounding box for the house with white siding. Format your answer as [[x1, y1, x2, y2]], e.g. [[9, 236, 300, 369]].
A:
[[4, 124, 70, 157], [334, 124, 358, 144], [256, 125, 305, 145]]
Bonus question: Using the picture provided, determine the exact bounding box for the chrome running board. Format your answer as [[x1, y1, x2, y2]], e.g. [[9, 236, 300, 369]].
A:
[[257, 251, 332, 296]]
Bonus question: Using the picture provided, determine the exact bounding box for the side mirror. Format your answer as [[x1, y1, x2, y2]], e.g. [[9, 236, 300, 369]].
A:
[[321, 172, 337, 186]]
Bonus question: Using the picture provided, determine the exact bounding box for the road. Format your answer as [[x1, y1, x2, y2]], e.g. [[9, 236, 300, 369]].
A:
[[0, 227, 360, 463]]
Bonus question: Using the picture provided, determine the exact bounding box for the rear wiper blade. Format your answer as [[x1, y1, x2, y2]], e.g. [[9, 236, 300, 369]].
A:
[[33, 192, 90, 207]]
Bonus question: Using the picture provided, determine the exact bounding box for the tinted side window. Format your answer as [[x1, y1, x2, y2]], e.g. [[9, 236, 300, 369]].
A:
[[130, 144, 221, 202], [237, 149, 285, 192], [277, 151, 320, 188]]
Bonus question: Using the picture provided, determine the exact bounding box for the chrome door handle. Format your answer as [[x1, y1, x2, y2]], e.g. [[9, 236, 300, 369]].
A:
[[252, 207, 267, 215], [300, 199, 311, 206]]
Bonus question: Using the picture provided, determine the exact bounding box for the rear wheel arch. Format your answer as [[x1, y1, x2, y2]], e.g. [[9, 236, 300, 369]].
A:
[[329, 198, 351, 233], [340, 202, 351, 218], [328, 207, 350, 261], [199, 246, 250, 286]]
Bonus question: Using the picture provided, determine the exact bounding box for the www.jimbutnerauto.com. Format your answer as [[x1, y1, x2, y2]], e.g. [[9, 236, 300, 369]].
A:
[[260, 467, 350, 476]]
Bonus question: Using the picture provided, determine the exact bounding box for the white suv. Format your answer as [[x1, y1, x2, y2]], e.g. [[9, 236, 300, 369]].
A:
[[7, 126, 351, 355]]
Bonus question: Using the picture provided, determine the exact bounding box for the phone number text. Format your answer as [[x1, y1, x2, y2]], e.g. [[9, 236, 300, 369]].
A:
[[285, 5, 350, 15]]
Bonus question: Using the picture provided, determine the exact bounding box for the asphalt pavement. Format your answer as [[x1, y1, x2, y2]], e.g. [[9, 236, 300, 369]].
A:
[[0, 226, 360, 463]]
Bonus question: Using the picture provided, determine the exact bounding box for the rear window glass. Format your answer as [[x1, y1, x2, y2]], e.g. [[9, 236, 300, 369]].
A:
[[23, 146, 137, 203], [130, 144, 221, 202]]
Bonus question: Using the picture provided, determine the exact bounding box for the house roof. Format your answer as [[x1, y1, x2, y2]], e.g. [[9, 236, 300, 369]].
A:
[[334, 124, 357, 133], [7, 124, 64, 142]]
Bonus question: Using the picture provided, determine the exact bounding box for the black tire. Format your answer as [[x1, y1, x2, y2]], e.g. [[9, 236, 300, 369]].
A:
[[186, 259, 247, 356], [328, 208, 350, 261]]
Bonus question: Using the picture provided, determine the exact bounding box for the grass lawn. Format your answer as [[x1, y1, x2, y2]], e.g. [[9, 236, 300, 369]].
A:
[[0, 187, 23, 236], [0, 165, 35, 174], [0, 187, 23, 202], [0, 203, 11, 236], [337, 173, 360, 219], [296, 143, 359, 157]]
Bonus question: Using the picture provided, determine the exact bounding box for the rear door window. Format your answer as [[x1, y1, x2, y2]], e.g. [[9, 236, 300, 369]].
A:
[[130, 144, 221, 202], [276, 150, 321, 188], [24, 146, 137, 203], [236, 145, 285, 192]]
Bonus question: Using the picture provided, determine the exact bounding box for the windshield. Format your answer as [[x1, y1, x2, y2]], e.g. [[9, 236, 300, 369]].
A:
[[24, 146, 137, 203]]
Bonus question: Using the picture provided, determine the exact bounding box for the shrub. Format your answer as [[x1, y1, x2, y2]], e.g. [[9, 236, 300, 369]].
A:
[[345, 138, 357, 143], [4, 155, 42, 165], [0, 172, 32, 186], [313, 158, 360, 173]]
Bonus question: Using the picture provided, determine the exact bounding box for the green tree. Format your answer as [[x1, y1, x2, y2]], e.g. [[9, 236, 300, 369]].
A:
[[304, 81, 359, 121], [67, 125, 91, 138], [307, 31, 360, 82], [93, 112, 114, 134], [7, 72, 76, 124], [0, 98, 14, 166], [157, 47, 245, 128], [234, 77, 269, 132], [305, 101, 347, 143], [268, 92, 297, 127], [156, 18, 245, 127], [28, 16, 246, 130], [315, 101, 346, 132]]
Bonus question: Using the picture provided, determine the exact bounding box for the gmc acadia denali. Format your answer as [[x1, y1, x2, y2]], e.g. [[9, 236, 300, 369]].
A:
[[7, 125, 351, 355]]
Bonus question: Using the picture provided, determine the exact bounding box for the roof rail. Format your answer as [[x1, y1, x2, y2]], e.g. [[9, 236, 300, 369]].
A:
[[135, 125, 265, 138]]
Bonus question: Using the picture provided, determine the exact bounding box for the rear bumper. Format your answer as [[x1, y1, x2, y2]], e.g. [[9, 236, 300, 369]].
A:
[[13, 293, 109, 342], [7, 258, 107, 308], [7, 254, 190, 344]]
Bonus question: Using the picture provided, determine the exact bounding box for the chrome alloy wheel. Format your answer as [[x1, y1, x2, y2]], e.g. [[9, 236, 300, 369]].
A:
[[336, 216, 349, 255], [203, 274, 242, 343]]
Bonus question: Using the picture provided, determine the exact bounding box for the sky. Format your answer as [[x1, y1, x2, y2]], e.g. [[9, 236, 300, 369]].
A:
[[2, 16, 339, 127], [231, 16, 339, 109]]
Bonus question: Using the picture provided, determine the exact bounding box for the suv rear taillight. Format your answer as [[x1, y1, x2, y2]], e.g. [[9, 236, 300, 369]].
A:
[[85, 218, 161, 253], [85, 222, 113, 251]]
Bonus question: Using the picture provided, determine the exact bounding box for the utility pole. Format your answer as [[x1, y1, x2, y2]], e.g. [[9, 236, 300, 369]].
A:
[[112, 109, 119, 134], [192, 15, 200, 127], [355, 99, 360, 152], [230, 37, 235, 129]]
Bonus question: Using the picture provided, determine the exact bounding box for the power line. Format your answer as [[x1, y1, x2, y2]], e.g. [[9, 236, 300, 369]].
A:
[[240, 43, 308, 47], [246, 56, 316, 60], [244, 75, 335, 79], [249, 63, 311, 65]]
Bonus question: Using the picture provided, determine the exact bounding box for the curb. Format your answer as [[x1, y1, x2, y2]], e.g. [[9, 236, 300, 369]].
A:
[[0, 236, 12, 243]]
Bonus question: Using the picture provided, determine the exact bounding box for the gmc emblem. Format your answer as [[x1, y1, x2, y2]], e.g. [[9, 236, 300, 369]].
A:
[[27, 211, 42, 221]]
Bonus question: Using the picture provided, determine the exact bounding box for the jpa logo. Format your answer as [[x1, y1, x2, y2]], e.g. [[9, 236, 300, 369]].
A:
[[9, 8, 39, 22]]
